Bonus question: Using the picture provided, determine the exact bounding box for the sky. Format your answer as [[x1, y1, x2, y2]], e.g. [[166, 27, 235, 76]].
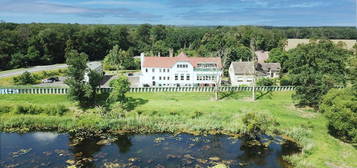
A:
[[0, 0, 355, 26]]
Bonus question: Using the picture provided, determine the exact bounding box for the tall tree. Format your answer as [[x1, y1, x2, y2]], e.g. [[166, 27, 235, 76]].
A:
[[103, 45, 134, 71], [285, 40, 351, 107], [64, 50, 93, 107]]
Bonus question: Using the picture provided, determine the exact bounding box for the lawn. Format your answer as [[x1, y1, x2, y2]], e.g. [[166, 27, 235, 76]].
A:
[[0, 91, 356, 168]]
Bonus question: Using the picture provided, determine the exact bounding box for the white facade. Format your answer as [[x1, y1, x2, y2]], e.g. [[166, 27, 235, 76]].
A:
[[139, 53, 222, 87], [229, 64, 254, 86]]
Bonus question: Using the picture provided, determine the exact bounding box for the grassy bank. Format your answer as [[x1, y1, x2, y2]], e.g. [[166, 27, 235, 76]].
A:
[[0, 92, 356, 168]]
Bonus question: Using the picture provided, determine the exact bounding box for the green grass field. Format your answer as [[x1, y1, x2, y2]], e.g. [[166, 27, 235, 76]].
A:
[[0, 91, 356, 168]]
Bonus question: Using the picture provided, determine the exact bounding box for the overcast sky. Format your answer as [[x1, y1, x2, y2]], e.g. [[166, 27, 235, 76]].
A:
[[0, 0, 355, 26]]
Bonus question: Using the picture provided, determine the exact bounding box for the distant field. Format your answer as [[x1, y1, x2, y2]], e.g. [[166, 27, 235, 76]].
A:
[[285, 39, 357, 51], [0, 91, 356, 168]]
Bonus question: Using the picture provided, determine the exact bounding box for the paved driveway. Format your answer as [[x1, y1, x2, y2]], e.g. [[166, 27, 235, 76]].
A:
[[0, 61, 101, 78], [0, 64, 67, 78]]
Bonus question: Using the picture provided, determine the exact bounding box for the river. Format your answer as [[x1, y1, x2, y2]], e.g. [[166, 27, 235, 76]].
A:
[[0, 132, 299, 168]]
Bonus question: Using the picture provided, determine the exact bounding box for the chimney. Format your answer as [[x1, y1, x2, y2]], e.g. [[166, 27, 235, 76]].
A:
[[169, 48, 174, 57], [140, 52, 145, 68]]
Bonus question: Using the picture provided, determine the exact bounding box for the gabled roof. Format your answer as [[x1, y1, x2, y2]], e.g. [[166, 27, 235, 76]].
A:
[[231, 62, 255, 75], [230, 62, 281, 75], [257, 63, 281, 72], [143, 52, 222, 68]]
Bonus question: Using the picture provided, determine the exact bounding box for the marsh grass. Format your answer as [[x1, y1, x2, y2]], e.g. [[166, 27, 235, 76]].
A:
[[0, 91, 356, 168]]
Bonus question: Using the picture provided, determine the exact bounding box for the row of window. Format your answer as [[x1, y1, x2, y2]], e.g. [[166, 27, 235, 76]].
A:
[[152, 76, 170, 80], [146, 68, 170, 73], [197, 75, 216, 81], [152, 74, 220, 81], [197, 63, 217, 68], [177, 64, 188, 68], [174, 74, 190, 81], [157, 84, 193, 87], [237, 79, 253, 82]]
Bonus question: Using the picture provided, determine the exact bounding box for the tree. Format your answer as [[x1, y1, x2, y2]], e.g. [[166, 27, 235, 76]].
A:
[[104, 45, 134, 71], [320, 88, 357, 143], [64, 50, 93, 107], [10, 52, 28, 68], [223, 46, 252, 70], [107, 76, 130, 114], [348, 55, 357, 96], [267, 48, 289, 72], [285, 40, 351, 107], [13, 71, 36, 85], [87, 70, 103, 102]]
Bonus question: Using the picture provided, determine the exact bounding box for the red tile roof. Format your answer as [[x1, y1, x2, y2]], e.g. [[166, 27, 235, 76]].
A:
[[143, 52, 222, 68]]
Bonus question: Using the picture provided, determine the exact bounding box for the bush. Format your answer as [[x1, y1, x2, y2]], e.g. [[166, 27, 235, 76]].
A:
[[320, 88, 357, 143], [241, 112, 278, 141], [13, 71, 37, 85], [256, 78, 275, 86], [13, 104, 68, 116], [0, 105, 12, 114], [280, 75, 293, 86]]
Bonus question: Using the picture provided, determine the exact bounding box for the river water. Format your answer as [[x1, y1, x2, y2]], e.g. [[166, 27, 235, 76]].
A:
[[0, 132, 299, 168]]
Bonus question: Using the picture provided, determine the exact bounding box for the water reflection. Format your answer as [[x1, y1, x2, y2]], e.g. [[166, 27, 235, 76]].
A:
[[0, 132, 300, 168], [32, 132, 59, 142]]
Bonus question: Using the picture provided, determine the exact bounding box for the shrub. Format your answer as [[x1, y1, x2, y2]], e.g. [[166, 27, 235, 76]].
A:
[[13, 71, 37, 85], [0, 105, 12, 114], [12, 104, 68, 116], [280, 75, 293, 86], [320, 88, 357, 143], [13, 104, 42, 114], [241, 112, 278, 141], [256, 78, 275, 86], [45, 105, 68, 116]]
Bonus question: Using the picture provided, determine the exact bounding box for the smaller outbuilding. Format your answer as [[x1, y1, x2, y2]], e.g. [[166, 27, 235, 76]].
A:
[[229, 61, 281, 86]]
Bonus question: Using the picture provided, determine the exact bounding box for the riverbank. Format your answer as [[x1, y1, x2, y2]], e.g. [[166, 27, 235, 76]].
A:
[[0, 92, 356, 168]]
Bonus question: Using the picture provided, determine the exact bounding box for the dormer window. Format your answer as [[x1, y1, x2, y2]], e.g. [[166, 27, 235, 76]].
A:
[[177, 64, 188, 68]]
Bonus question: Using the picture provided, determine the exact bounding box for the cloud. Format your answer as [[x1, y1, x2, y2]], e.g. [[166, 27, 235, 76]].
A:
[[0, 0, 161, 20], [81, 0, 165, 8]]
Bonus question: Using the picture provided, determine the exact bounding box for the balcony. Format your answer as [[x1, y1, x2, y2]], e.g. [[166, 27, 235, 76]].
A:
[[193, 68, 219, 72]]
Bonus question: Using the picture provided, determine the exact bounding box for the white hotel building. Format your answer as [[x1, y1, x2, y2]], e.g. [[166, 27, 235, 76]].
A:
[[139, 52, 222, 87]]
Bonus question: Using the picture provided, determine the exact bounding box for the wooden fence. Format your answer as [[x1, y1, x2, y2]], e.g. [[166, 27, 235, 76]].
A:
[[0, 86, 297, 95]]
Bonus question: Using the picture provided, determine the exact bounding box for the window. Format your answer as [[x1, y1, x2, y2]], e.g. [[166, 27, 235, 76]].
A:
[[177, 64, 188, 68], [152, 68, 155, 72], [163, 77, 166, 80], [181, 74, 184, 80], [159, 76, 162, 80], [238, 80, 244, 82], [167, 69, 170, 72], [163, 69, 165, 72], [167, 77, 170, 80], [247, 80, 253, 82], [159, 69, 162, 72], [145, 68, 148, 72], [175, 74, 178, 80], [186, 74, 190, 80], [152, 76, 155, 80]]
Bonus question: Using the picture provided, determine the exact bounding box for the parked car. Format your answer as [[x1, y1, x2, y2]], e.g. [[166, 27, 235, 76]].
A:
[[42, 77, 60, 83]]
